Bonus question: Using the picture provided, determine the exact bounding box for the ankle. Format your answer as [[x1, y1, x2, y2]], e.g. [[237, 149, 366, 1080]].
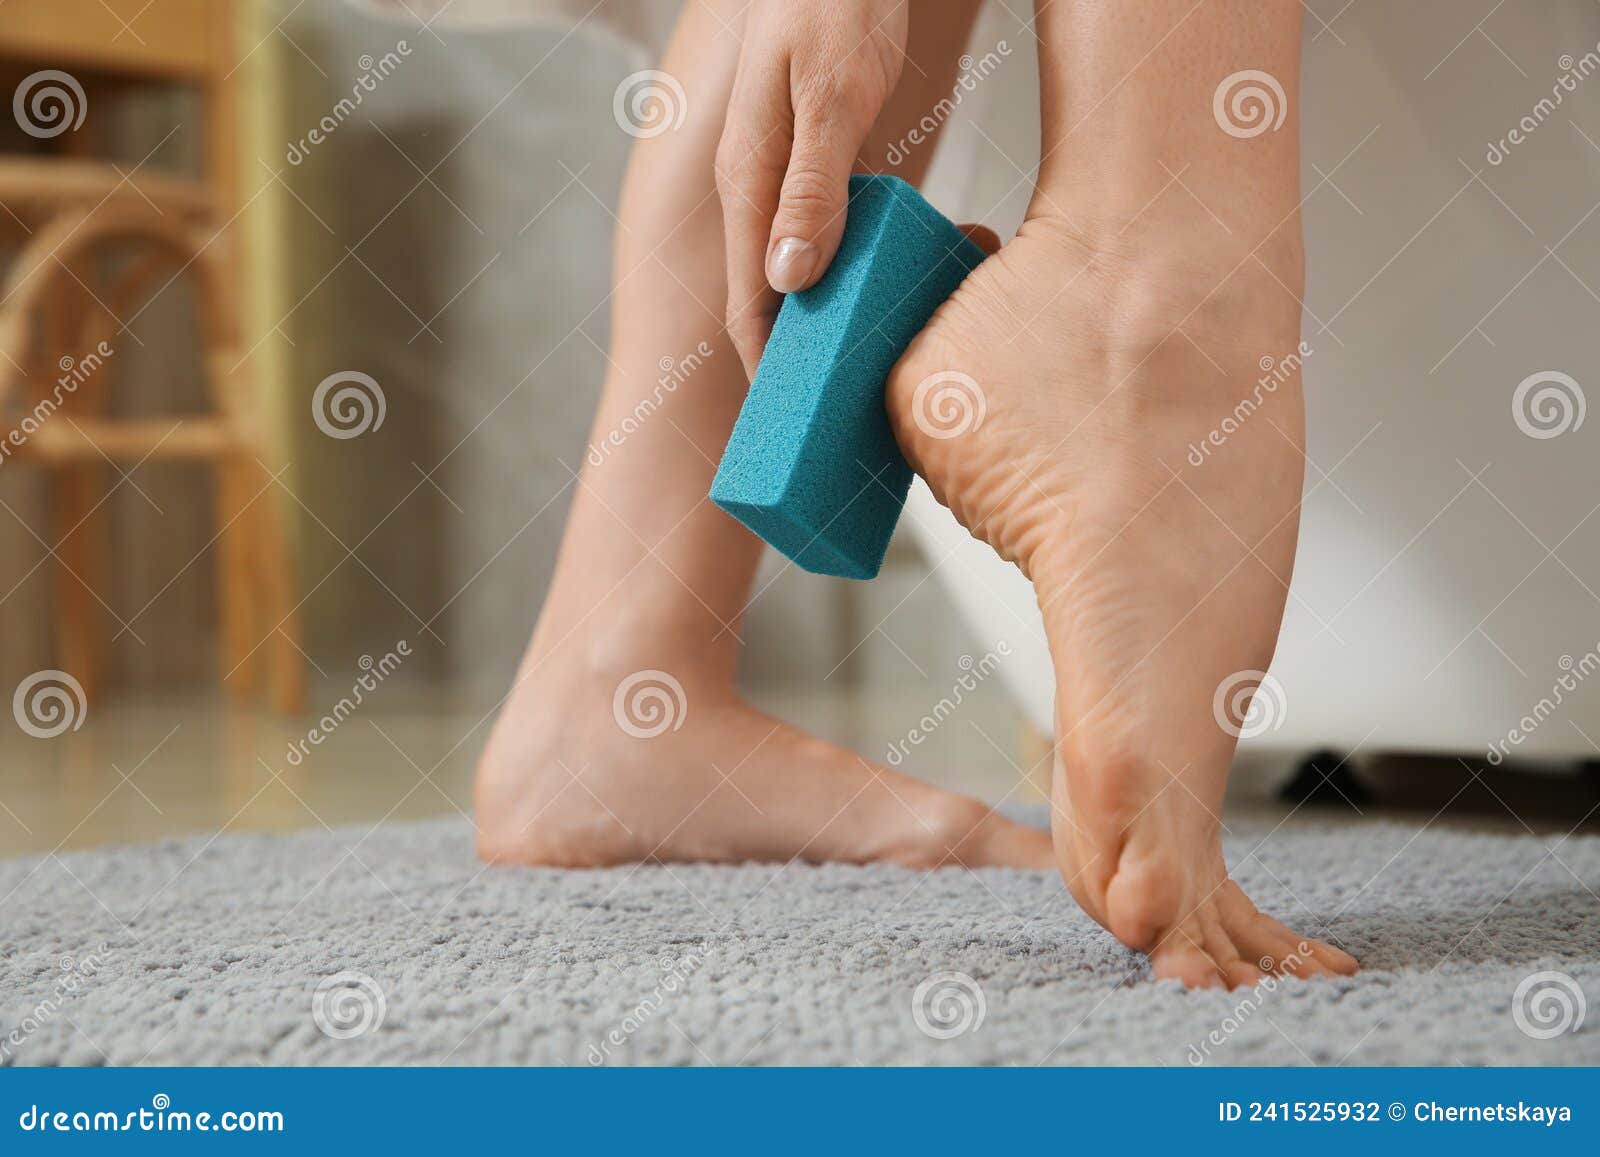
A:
[[519, 618, 735, 706], [1024, 185, 1304, 309], [1017, 209, 1305, 377]]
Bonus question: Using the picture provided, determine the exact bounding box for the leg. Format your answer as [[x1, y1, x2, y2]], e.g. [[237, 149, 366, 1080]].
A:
[[885, 1, 1360, 983], [475, 0, 1049, 868]]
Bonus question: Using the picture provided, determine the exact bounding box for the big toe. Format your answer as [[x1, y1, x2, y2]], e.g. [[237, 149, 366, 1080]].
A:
[[1148, 927, 1227, 989]]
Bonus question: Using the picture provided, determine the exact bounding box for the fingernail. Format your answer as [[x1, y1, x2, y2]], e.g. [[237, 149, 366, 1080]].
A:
[[767, 237, 819, 293]]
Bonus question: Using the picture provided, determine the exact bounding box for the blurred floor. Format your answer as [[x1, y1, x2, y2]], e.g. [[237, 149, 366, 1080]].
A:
[[4, 684, 1596, 856], [0, 689, 486, 855], [0, 681, 1041, 855]]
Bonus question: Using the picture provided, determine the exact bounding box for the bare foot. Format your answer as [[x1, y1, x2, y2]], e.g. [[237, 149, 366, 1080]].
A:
[[887, 217, 1359, 987], [475, 652, 1053, 871]]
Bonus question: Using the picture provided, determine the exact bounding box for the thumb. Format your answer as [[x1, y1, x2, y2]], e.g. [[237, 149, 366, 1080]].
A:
[[764, 106, 872, 294]]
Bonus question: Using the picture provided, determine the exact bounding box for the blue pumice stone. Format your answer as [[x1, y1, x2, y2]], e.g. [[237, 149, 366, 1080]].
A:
[[710, 174, 986, 580]]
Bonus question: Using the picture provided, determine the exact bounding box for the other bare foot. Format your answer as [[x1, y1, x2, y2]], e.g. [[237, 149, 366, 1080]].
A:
[[475, 652, 1053, 872]]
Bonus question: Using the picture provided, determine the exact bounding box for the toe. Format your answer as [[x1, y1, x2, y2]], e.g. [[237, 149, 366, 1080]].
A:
[[1223, 959, 1270, 988], [1304, 936, 1360, 976], [1259, 929, 1358, 977], [1100, 855, 1181, 953], [1237, 916, 1329, 978], [1242, 907, 1356, 977], [889, 791, 1056, 870], [961, 811, 1055, 870], [1199, 905, 1266, 990], [1219, 888, 1337, 979], [1278, 948, 1334, 979], [1150, 934, 1226, 989]]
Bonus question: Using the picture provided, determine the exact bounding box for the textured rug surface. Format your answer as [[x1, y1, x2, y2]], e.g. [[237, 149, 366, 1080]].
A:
[[2, 810, 1598, 1066]]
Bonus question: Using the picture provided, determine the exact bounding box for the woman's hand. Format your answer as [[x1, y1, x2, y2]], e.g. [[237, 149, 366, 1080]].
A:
[[714, 0, 908, 379]]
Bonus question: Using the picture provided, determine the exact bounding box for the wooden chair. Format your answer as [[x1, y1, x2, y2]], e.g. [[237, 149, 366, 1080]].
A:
[[0, 1, 304, 712]]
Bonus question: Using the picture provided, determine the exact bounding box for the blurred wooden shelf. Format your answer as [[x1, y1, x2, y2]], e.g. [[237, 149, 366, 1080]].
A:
[[0, 2, 304, 714], [9, 417, 244, 462], [0, 158, 212, 220], [0, 0, 221, 80]]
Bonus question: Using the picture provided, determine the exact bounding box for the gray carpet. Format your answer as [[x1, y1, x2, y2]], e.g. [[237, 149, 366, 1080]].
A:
[[2, 809, 1598, 1065]]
